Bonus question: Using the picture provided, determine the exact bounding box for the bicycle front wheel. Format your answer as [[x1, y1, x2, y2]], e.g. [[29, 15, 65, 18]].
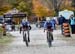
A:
[[24, 33, 29, 47], [48, 41, 52, 47], [47, 31, 52, 47]]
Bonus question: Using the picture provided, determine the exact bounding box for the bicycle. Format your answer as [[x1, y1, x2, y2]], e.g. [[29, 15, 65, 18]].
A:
[[22, 27, 29, 47], [46, 29, 53, 47]]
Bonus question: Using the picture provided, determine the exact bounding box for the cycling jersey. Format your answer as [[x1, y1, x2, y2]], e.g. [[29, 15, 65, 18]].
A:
[[21, 20, 30, 30], [44, 21, 53, 30]]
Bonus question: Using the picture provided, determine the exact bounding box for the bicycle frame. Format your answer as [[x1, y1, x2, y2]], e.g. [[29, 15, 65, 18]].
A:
[[47, 29, 53, 47], [47, 30, 53, 41], [22, 28, 29, 47]]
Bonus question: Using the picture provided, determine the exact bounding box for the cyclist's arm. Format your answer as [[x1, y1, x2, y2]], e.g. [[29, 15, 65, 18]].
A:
[[27, 22, 30, 26], [21, 22, 24, 26], [27, 21, 32, 30]]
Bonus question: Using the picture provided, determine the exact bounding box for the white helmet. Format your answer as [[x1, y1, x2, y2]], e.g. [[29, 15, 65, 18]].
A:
[[22, 18, 28, 22], [46, 17, 50, 21], [22, 18, 25, 22]]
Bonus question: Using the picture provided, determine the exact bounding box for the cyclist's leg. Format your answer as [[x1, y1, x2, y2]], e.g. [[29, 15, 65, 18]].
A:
[[48, 31, 52, 47], [20, 27, 22, 34], [23, 30, 27, 41], [49, 31, 53, 41], [50, 32, 53, 41], [27, 30, 30, 42], [47, 31, 50, 42], [23, 30, 24, 36], [24, 31, 29, 46], [47, 31, 52, 47], [47, 31, 48, 42], [48, 31, 51, 41], [23, 30, 25, 41]]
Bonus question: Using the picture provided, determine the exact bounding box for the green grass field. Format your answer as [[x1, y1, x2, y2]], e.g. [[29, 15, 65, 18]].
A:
[[0, 33, 14, 45]]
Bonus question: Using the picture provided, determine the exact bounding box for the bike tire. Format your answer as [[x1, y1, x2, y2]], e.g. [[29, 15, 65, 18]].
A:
[[25, 33, 29, 47], [47, 31, 52, 47], [23, 35, 26, 41], [48, 41, 52, 47], [23, 31, 26, 41], [25, 40, 28, 47]]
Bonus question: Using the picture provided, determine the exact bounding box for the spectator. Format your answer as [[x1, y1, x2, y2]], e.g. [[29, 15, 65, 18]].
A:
[[11, 20, 15, 31], [58, 15, 66, 34], [2, 22, 7, 36], [69, 15, 75, 34], [58, 15, 66, 25]]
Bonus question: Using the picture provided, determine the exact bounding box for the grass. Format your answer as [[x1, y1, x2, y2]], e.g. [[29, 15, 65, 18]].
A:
[[0, 33, 14, 45]]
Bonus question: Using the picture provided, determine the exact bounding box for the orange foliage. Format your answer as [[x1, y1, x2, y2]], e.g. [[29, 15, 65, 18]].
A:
[[32, 0, 54, 17]]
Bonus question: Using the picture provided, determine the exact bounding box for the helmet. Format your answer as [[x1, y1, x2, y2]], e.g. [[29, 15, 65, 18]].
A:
[[46, 17, 50, 21], [22, 18, 28, 22], [46, 17, 50, 22]]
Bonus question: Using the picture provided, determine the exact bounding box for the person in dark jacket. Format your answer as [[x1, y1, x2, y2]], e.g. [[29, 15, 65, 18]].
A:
[[58, 15, 66, 34], [58, 15, 66, 25]]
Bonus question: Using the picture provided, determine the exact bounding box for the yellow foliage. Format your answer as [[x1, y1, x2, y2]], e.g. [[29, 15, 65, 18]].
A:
[[32, 0, 57, 17], [0, 4, 12, 15], [33, 6, 47, 17], [2, 5, 12, 12], [33, 0, 54, 17]]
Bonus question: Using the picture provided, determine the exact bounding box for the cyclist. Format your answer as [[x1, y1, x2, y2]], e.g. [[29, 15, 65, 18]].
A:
[[11, 20, 15, 31], [44, 17, 53, 32], [44, 17, 54, 46], [21, 18, 31, 42]]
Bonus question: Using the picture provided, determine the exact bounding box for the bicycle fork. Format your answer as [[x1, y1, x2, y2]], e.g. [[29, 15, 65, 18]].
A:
[[47, 31, 53, 47], [23, 31, 29, 46]]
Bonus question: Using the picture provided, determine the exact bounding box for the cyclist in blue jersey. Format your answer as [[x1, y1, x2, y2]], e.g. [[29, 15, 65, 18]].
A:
[[20, 18, 31, 42], [44, 17, 54, 47], [44, 18, 53, 32]]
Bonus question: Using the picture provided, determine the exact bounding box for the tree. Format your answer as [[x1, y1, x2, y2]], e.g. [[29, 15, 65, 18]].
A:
[[33, 5, 49, 17], [7, 0, 32, 8], [33, 0, 49, 17], [6, 0, 32, 16], [72, 0, 75, 7], [0, 5, 12, 15], [44, 0, 64, 16], [6, 0, 19, 8], [17, 1, 32, 16], [0, 0, 12, 15], [72, 0, 75, 16]]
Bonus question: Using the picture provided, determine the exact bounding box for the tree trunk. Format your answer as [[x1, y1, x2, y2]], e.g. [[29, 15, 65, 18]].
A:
[[55, 8, 59, 16]]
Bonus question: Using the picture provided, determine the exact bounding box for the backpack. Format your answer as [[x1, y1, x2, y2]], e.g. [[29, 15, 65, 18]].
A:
[[46, 22, 52, 29]]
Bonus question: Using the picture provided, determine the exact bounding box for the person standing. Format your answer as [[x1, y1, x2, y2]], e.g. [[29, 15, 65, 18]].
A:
[[58, 15, 66, 35], [2, 22, 7, 36], [11, 20, 16, 31], [69, 15, 75, 34]]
